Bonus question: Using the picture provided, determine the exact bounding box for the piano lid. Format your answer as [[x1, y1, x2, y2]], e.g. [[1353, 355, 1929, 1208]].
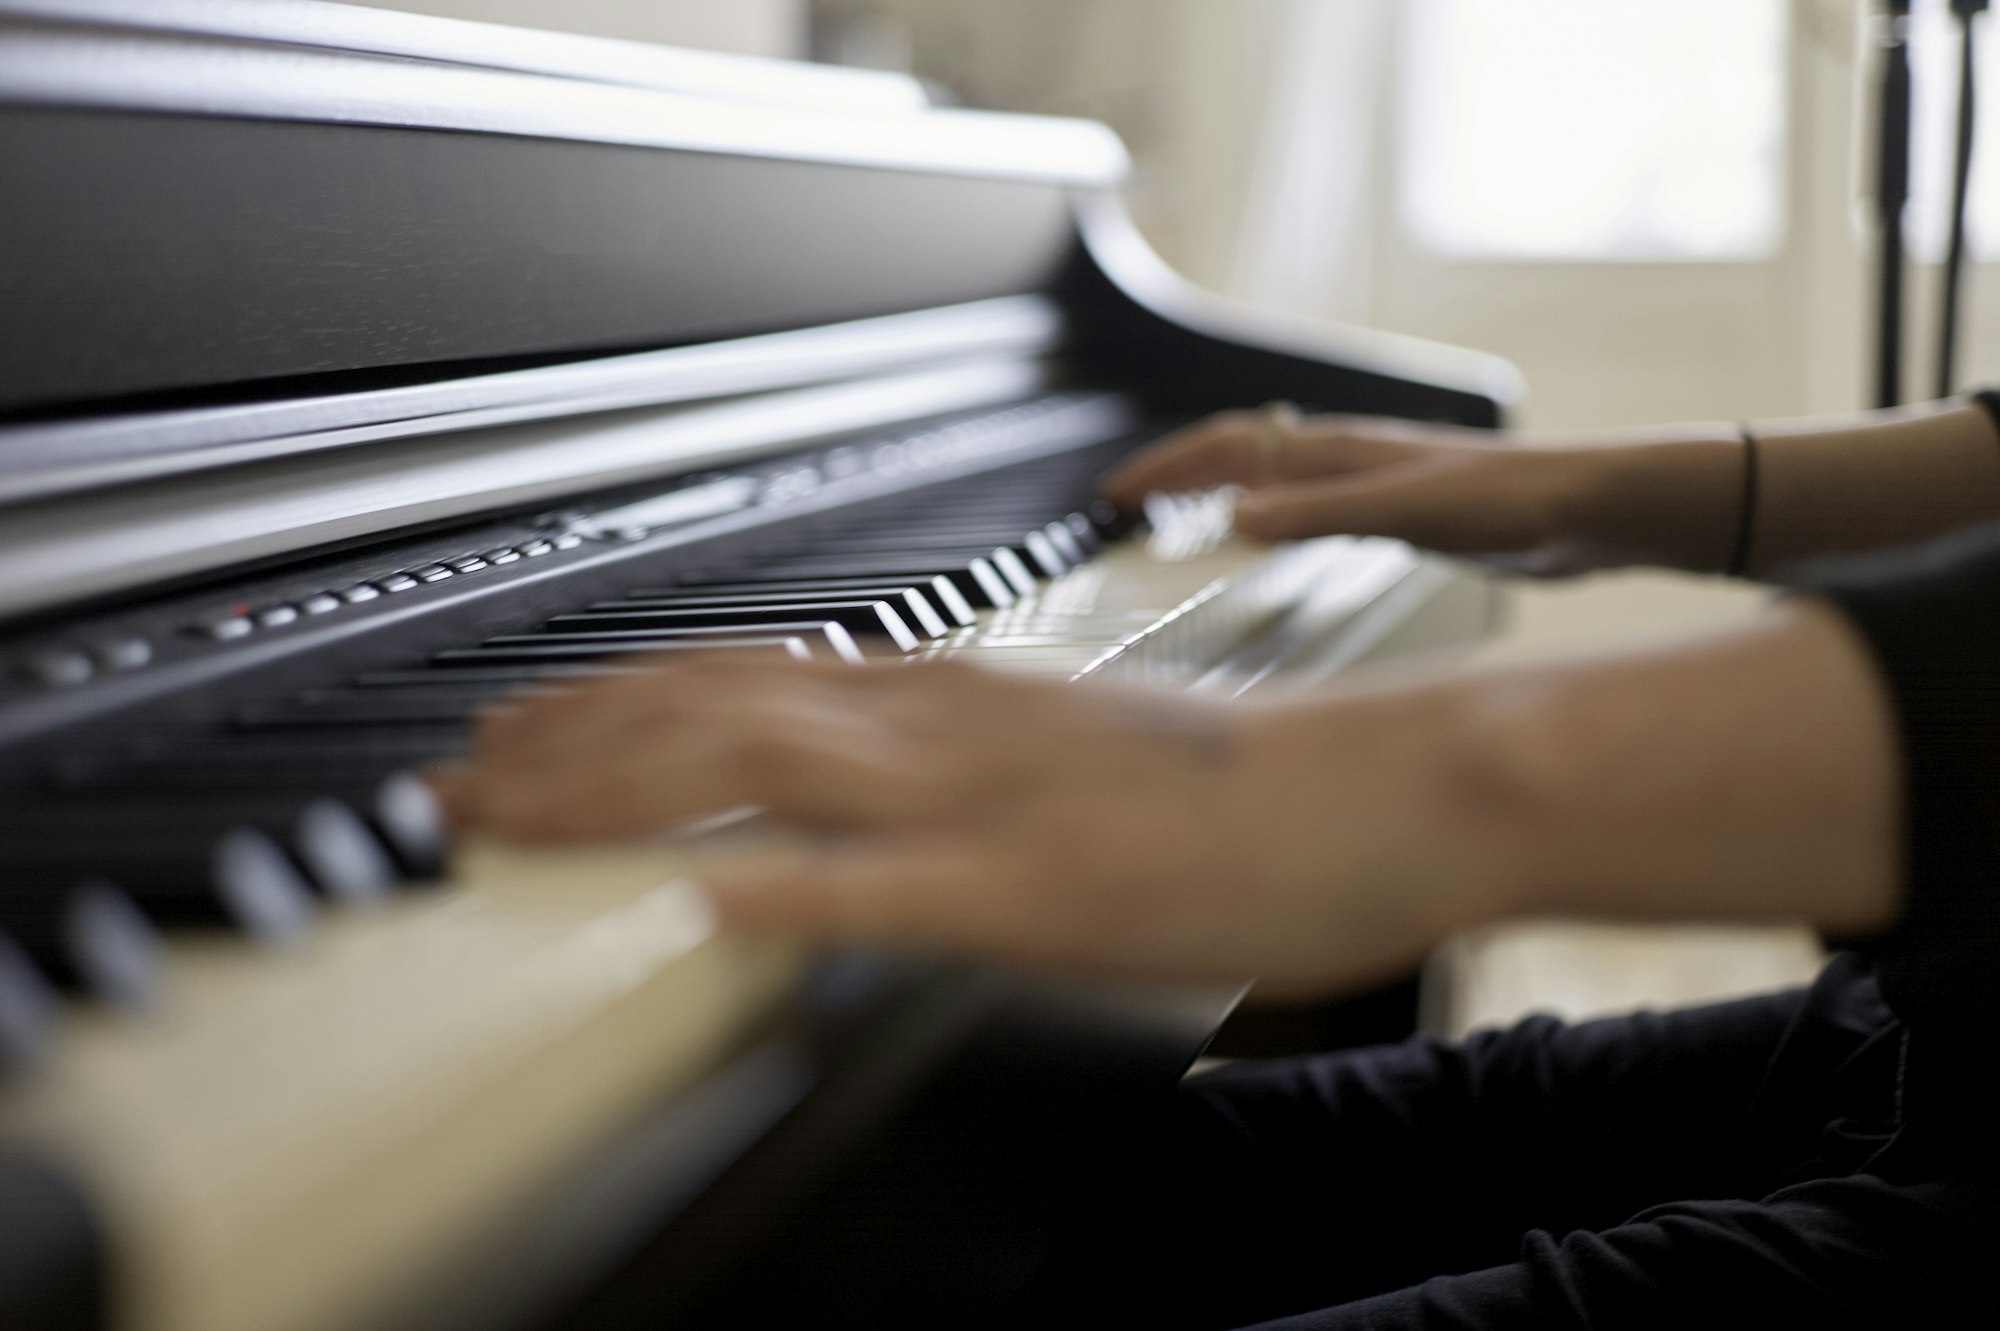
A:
[[0, 0, 935, 113], [0, 1, 1125, 182], [0, 0, 1120, 424]]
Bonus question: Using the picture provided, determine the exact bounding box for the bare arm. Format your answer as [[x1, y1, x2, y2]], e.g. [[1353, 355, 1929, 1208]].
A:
[[438, 597, 1899, 997], [1103, 399, 2000, 578], [1745, 401, 2000, 572]]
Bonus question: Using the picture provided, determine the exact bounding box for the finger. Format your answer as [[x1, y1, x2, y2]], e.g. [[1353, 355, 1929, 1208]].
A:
[[451, 728, 746, 842], [1231, 463, 1518, 549], [470, 652, 848, 774], [704, 836, 1220, 979], [699, 835, 1011, 946], [459, 694, 936, 842], [1100, 413, 1258, 504], [1105, 415, 1427, 506]]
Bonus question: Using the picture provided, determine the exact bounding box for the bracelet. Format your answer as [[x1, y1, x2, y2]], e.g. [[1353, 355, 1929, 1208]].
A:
[[1724, 425, 1760, 578], [1253, 400, 1300, 485]]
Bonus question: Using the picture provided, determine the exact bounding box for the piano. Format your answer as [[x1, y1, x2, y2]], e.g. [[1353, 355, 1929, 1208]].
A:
[[0, 3, 1519, 1328]]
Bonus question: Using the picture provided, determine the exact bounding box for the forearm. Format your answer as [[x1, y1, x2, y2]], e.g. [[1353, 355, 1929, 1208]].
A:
[[1747, 400, 2000, 572], [1290, 598, 1903, 935], [1574, 400, 2000, 576]]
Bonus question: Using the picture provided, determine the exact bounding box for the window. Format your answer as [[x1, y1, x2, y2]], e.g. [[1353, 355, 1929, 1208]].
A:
[[1909, 0, 2000, 261], [1397, 0, 1789, 261]]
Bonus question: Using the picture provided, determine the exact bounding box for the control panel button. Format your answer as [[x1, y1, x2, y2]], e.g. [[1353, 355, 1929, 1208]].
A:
[[515, 539, 555, 558], [27, 649, 93, 687], [482, 547, 522, 565], [94, 638, 152, 672], [196, 616, 254, 642], [409, 565, 454, 584], [338, 584, 383, 604], [300, 594, 343, 616], [254, 605, 301, 629], [373, 574, 420, 594], [551, 534, 584, 551], [445, 556, 488, 574]]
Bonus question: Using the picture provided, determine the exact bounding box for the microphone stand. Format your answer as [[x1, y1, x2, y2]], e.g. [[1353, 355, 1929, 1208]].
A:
[[1877, 0, 1914, 408], [1937, 0, 1990, 399]]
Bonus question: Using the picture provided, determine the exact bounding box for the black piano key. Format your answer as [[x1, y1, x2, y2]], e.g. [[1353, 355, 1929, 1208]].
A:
[[592, 588, 951, 639], [196, 830, 320, 939], [731, 555, 1024, 605], [0, 878, 161, 1009], [63, 882, 164, 1009], [838, 513, 1081, 543], [67, 735, 471, 793], [1040, 521, 1086, 564], [30, 796, 400, 905], [756, 533, 1044, 569], [55, 770, 448, 883], [808, 531, 1070, 579], [352, 664, 651, 689], [649, 576, 977, 626], [536, 601, 921, 651], [0, 827, 315, 940], [292, 798, 398, 904], [0, 935, 57, 1075], [354, 637, 818, 691], [833, 513, 1052, 536], [234, 684, 544, 729], [366, 771, 450, 881], [436, 621, 865, 666], [1088, 497, 1142, 540]]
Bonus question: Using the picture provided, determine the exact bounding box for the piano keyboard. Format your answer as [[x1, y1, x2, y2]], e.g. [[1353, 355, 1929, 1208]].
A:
[[0, 400, 1427, 1331]]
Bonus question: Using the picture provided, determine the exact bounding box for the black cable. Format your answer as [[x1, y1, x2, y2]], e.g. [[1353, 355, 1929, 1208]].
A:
[[1879, 1, 1915, 408], [1940, 0, 1990, 399]]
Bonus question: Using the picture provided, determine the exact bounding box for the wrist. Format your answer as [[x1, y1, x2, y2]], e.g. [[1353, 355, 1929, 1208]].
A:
[[1247, 682, 1547, 938], [1556, 429, 1745, 573], [1434, 600, 1901, 931], [1749, 400, 2000, 569]]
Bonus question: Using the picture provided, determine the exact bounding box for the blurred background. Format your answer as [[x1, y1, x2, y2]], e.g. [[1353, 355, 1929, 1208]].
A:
[[358, 0, 2000, 431], [352, 0, 1986, 1029]]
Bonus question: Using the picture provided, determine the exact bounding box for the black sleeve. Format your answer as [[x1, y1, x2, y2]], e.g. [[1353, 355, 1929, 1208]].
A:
[[1785, 392, 2000, 1057]]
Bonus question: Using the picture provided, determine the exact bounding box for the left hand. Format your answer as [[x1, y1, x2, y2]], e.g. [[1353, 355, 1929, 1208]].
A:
[[433, 654, 1510, 996]]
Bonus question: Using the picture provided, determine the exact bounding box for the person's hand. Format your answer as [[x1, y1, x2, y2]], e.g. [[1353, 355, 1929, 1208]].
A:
[[433, 653, 1519, 997], [435, 600, 1898, 995], [1103, 410, 1746, 575]]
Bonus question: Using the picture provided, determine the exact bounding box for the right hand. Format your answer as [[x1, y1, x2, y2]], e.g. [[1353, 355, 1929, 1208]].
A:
[[1103, 411, 1739, 575]]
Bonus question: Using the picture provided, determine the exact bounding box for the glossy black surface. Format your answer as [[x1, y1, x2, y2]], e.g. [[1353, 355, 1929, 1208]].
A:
[[0, 108, 1076, 417]]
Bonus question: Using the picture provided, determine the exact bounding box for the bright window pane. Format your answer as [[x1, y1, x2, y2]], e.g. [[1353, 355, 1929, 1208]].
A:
[[1909, 0, 2000, 261], [1398, 0, 1788, 261]]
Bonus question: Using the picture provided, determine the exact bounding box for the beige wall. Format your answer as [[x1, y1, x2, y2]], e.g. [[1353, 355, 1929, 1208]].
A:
[[807, 0, 1283, 292], [341, 0, 805, 57], [809, 1, 2000, 435]]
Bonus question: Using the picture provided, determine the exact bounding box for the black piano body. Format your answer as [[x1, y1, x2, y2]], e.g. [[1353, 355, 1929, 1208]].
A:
[[0, 4, 1519, 1328]]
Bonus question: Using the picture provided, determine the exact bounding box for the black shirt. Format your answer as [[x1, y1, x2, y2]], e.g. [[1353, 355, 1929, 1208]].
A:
[[1791, 390, 2000, 1124]]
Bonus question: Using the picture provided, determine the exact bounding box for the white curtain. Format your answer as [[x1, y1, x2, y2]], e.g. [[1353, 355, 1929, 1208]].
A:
[[1224, 0, 1397, 325], [806, 0, 1396, 322]]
